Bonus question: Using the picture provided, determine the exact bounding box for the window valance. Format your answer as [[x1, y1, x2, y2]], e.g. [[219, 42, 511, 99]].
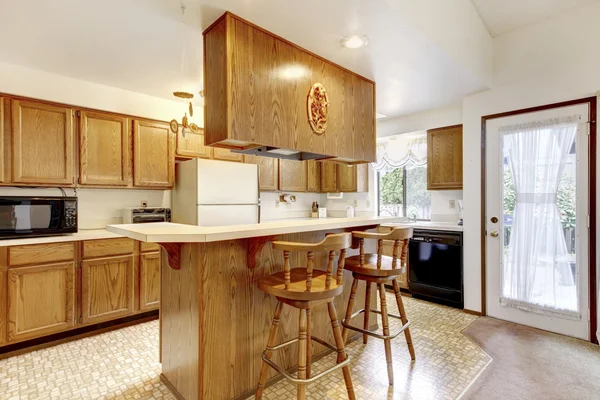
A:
[[371, 132, 427, 172]]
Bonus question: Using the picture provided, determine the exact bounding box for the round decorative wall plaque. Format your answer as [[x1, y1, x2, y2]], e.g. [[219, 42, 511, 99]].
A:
[[307, 83, 329, 134]]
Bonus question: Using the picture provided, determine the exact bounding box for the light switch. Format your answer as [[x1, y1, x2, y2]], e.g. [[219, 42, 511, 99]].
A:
[[449, 200, 456, 209]]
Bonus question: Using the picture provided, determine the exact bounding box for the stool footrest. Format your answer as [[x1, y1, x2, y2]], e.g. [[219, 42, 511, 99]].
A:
[[262, 336, 351, 385], [342, 308, 411, 340]]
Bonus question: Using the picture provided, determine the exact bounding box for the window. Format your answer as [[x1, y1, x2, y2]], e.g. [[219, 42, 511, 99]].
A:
[[378, 164, 431, 220]]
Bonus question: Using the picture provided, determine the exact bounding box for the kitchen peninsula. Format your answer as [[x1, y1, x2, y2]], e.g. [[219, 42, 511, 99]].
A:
[[108, 216, 402, 400]]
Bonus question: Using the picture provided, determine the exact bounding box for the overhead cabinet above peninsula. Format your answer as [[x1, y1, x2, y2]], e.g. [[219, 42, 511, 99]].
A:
[[203, 12, 376, 164]]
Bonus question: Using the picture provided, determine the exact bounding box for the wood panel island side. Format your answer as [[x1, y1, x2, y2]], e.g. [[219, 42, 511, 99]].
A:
[[107, 216, 402, 400]]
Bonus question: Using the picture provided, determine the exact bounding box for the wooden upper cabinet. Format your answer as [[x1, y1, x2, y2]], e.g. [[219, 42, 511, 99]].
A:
[[427, 125, 463, 190], [81, 255, 135, 324], [245, 155, 278, 191], [279, 160, 307, 192], [139, 252, 160, 311], [203, 12, 376, 163], [337, 165, 358, 192], [320, 162, 337, 193], [7, 262, 76, 342], [176, 127, 212, 159], [211, 147, 243, 162], [11, 100, 75, 185], [133, 120, 175, 188], [307, 160, 321, 192], [79, 111, 130, 186]]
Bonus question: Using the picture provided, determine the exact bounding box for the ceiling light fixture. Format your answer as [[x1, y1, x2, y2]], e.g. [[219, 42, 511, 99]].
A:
[[170, 3, 201, 138], [340, 34, 369, 49]]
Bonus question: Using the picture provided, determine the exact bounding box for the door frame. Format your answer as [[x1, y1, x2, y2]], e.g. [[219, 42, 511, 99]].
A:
[[481, 96, 597, 344]]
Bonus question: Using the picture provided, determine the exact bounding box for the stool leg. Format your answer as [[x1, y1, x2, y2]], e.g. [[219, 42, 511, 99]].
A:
[[378, 283, 394, 386], [256, 301, 284, 399], [297, 308, 308, 400], [392, 279, 415, 360], [306, 307, 312, 379], [341, 278, 359, 346], [363, 282, 372, 344], [328, 301, 356, 400]]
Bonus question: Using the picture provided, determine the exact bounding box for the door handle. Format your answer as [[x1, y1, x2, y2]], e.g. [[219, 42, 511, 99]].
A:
[[490, 231, 499, 238]]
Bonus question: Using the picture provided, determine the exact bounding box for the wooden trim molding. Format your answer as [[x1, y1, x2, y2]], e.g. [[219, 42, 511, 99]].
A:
[[481, 96, 597, 344], [463, 309, 484, 317]]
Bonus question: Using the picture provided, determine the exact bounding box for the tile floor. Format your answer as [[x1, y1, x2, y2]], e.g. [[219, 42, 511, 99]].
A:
[[0, 295, 491, 400]]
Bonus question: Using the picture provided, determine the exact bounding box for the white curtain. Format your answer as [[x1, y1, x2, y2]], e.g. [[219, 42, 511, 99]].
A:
[[372, 133, 427, 172], [500, 115, 580, 319]]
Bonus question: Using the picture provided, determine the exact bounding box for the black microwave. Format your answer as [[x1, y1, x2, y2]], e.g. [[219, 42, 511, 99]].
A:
[[0, 196, 77, 239]]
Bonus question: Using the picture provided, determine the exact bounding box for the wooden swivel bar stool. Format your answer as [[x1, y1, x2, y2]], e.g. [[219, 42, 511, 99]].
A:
[[341, 226, 415, 386], [256, 233, 356, 400]]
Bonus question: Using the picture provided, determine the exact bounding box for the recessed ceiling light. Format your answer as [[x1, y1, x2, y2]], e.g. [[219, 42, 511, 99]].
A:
[[376, 112, 387, 119], [340, 34, 369, 49]]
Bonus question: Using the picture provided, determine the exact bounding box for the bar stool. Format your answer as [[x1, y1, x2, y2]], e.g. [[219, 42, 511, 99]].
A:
[[255, 233, 356, 400], [341, 226, 415, 386]]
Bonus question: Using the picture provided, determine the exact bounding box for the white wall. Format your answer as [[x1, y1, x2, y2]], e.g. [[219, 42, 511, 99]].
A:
[[376, 104, 464, 221], [377, 103, 462, 138], [0, 187, 170, 230], [461, 1, 600, 329], [260, 192, 324, 221], [0, 61, 197, 124]]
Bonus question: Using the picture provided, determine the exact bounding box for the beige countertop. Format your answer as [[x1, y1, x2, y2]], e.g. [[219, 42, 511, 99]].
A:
[[107, 216, 405, 243], [0, 229, 124, 247]]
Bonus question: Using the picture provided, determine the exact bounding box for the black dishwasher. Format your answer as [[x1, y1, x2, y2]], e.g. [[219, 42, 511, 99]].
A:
[[408, 230, 463, 309]]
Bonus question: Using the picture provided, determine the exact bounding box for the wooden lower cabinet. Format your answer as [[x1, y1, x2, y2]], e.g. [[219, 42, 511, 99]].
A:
[[139, 252, 160, 310], [0, 238, 162, 349], [81, 255, 135, 324], [7, 262, 76, 342]]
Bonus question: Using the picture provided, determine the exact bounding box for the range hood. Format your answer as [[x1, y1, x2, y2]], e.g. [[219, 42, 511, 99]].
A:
[[231, 146, 332, 161], [202, 12, 376, 164]]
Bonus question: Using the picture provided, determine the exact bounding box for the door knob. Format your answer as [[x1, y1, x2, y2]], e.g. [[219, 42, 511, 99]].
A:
[[490, 231, 499, 237]]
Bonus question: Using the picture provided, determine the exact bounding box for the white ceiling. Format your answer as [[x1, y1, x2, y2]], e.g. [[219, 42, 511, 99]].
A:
[[471, 0, 599, 37], [0, 0, 491, 118]]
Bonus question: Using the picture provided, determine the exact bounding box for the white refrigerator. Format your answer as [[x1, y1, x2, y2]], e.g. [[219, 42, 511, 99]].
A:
[[172, 158, 260, 226]]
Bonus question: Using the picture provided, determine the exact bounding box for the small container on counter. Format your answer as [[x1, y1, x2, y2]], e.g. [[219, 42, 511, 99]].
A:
[[311, 202, 319, 218]]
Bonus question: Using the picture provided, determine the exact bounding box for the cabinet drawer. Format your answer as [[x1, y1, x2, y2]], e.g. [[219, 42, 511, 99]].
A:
[[8, 242, 76, 267], [140, 242, 160, 252], [82, 238, 135, 259]]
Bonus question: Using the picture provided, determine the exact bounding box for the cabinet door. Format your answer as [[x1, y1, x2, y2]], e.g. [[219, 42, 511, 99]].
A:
[[0, 98, 5, 184], [80, 111, 130, 186], [356, 163, 369, 193], [177, 127, 212, 159], [140, 252, 160, 311], [7, 262, 75, 342], [427, 125, 463, 190], [307, 160, 321, 192], [81, 255, 134, 324], [320, 162, 337, 192], [337, 165, 358, 192], [133, 120, 175, 188], [11, 100, 75, 185], [245, 155, 278, 191], [279, 160, 307, 192], [212, 146, 244, 162]]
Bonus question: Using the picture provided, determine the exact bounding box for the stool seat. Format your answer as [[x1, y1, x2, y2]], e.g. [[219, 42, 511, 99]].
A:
[[344, 254, 404, 277], [258, 268, 344, 301]]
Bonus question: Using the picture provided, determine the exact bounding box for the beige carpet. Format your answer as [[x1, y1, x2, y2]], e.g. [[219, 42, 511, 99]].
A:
[[461, 317, 600, 400]]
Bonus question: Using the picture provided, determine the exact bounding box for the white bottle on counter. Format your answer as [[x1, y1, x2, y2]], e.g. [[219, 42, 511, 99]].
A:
[[346, 205, 355, 218]]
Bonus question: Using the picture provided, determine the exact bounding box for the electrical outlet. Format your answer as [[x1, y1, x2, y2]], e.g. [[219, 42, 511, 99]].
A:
[[366, 200, 371, 208], [353, 200, 358, 207], [141, 200, 148, 208], [449, 200, 456, 210]]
